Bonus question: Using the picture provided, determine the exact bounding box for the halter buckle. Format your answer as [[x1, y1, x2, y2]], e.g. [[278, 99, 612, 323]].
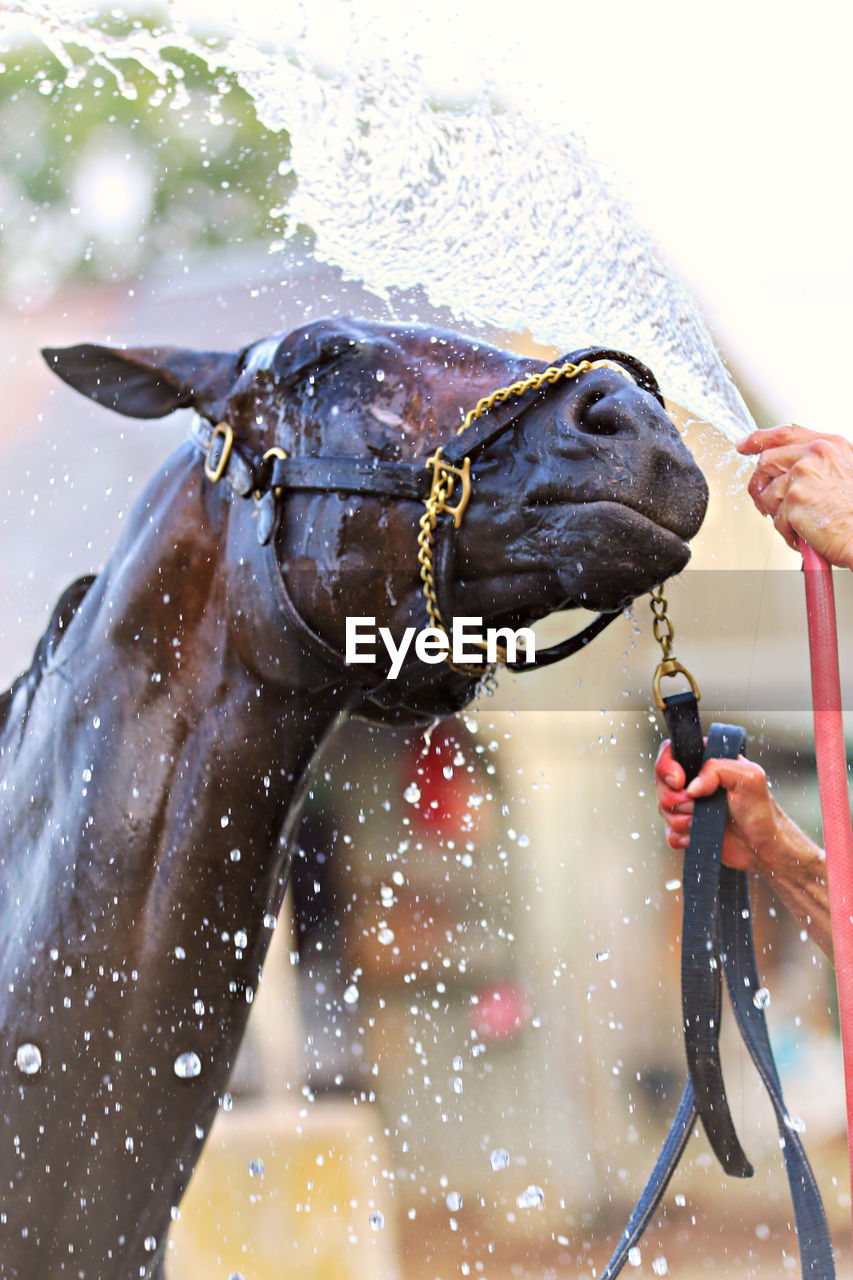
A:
[[204, 423, 234, 484], [261, 446, 288, 499], [425, 450, 471, 528]]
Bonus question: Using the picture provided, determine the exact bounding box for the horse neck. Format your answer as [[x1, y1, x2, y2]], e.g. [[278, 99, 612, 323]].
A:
[[3, 445, 353, 951]]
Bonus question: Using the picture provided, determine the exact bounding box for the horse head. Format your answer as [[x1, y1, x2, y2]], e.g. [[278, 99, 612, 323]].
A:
[[17, 316, 709, 1276], [44, 318, 708, 723]]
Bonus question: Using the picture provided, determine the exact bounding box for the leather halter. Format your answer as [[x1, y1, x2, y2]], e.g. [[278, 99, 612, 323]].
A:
[[188, 346, 666, 690]]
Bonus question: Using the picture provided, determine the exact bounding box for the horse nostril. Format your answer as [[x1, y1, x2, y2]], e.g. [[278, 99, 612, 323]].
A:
[[574, 394, 624, 437]]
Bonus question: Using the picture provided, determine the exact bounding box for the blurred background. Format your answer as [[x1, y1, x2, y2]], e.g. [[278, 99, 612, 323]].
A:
[[2, 3, 853, 1277]]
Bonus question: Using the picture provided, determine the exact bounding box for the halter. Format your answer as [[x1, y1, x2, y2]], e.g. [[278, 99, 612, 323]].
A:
[[416, 355, 643, 675], [188, 346, 667, 691]]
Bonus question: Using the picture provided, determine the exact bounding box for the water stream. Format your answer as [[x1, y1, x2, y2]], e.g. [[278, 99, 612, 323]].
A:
[[2, 0, 754, 442]]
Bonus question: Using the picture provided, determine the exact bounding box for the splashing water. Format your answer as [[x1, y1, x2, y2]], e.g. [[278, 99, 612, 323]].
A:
[[2, 0, 753, 441], [15, 1042, 43, 1075]]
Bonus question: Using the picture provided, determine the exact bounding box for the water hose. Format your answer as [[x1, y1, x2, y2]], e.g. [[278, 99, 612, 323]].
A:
[[802, 543, 853, 1233]]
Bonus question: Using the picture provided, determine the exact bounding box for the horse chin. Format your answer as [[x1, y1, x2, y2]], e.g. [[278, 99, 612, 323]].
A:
[[552, 501, 693, 613], [353, 669, 481, 727]]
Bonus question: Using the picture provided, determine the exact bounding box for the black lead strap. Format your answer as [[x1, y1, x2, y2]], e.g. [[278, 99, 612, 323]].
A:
[[600, 688, 833, 1279], [676, 710, 753, 1178]]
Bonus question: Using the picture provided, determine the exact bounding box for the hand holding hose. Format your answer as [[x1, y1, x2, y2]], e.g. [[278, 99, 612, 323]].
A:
[[738, 424, 853, 566]]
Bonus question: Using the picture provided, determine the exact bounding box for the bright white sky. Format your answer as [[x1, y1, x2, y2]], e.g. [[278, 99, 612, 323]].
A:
[[158, 0, 853, 432]]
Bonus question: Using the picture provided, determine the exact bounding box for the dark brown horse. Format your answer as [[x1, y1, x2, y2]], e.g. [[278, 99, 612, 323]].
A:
[[0, 318, 707, 1278]]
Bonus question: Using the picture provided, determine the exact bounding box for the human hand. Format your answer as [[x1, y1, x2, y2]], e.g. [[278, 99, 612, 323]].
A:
[[655, 740, 833, 959], [737, 425, 853, 567], [654, 740, 782, 873]]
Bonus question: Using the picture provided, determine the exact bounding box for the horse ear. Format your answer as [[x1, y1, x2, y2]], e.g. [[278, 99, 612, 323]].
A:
[[41, 344, 241, 421]]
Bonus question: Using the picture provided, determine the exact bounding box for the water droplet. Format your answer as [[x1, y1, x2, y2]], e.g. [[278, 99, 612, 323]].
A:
[[595, 949, 611, 962], [369, 1211, 385, 1231], [221, 1092, 233, 1112], [490, 1148, 511, 1171], [443, 765, 454, 779], [517, 833, 530, 848], [173, 1051, 202, 1080], [144, 1235, 157, 1252], [784, 1113, 806, 1134], [755, 1223, 770, 1240], [652, 1257, 668, 1276], [234, 930, 248, 949], [174, 946, 186, 961], [263, 913, 276, 929], [753, 986, 771, 1010], [665, 878, 681, 892], [452, 1077, 463, 1094], [15, 1043, 42, 1075], [516, 1184, 544, 1209], [628, 1246, 642, 1267], [403, 782, 421, 804], [452, 1055, 463, 1071], [377, 927, 395, 946], [446, 1190, 463, 1211], [343, 984, 359, 1005], [230, 848, 241, 862], [125, 1136, 134, 1153], [249, 1157, 265, 1177], [193, 998, 205, 1016]]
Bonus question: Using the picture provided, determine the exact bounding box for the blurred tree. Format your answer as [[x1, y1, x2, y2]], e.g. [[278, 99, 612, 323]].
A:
[[0, 22, 293, 304]]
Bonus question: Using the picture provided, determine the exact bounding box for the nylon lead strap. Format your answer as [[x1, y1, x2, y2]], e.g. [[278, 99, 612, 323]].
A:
[[660, 694, 752, 1173], [679, 719, 753, 1177], [600, 695, 833, 1278], [720, 865, 835, 1276]]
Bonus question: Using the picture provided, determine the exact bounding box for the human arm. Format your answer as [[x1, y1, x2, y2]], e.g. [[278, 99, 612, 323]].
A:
[[655, 741, 833, 962]]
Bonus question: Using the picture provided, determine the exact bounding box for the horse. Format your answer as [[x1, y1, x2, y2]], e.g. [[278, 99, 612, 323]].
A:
[[0, 317, 708, 1278]]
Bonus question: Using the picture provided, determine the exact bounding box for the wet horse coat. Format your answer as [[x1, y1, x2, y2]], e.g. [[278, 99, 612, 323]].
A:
[[0, 318, 707, 1277]]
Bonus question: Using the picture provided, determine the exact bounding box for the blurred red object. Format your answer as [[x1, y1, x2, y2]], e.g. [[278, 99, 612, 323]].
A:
[[407, 724, 473, 833], [469, 981, 532, 1043]]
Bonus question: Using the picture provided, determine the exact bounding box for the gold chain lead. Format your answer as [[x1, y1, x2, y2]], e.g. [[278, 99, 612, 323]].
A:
[[650, 583, 675, 661], [649, 584, 701, 710]]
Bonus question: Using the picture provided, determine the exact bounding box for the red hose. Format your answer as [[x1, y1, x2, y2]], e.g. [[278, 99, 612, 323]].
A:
[[802, 543, 853, 1231]]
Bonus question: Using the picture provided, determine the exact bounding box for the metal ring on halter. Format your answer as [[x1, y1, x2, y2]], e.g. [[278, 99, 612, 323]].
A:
[[204, 423, 234, 483], [653, 657, 701, 711]]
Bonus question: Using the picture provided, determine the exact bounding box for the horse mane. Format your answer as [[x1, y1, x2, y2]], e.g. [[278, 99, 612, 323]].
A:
[[0, 574, 97, 735]]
